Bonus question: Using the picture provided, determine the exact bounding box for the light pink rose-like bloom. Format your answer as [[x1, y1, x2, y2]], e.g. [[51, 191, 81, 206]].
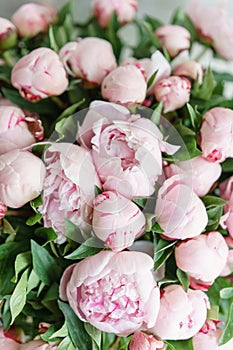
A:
[[11, 48, 68, 102], [0, 106, 44, 154], [155, 24, 190, 57], [59, 38, 117, 86], [165, 156, 222, 197], [0, 328, 21, 350], [39, 143, 100, 244], [78, 101, 179, 199], [0, 17, 17, 50], [20, 340, 58, 349], [175, 232, 228, 289], [220, 236, 233, 277], [0, 200, 7, 219], [0, 149, 46, 208], [60, 250, 160, 336], [186, 1, 233, 61], [219, 177, 233, 238], [173, 60, 204, 85], [200, 107, 233, 163], [92, 0, 138, 28], [154, 76, 191, 113], [92, 190, 146, 251], [101, 65, 147, 106], [129, 331, 165, 350], [152, 284, 208, 340], [154, 175, 208, 240], [11, 3, 56, 38]]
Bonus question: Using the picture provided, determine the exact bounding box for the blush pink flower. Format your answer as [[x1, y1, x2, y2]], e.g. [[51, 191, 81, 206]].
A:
[[20, 340, 58, 349], [220, 176, 233, 238], [0, 200, 7, 219], [11, 48, 68, 102], [0, 328, 21, 350], [0, 149, 46, 208], [129, 331, 165, 350], [155, 24, 191, 57], [200, 107, 233, 163], [39, 143, 100, 244], [59, 37, 117, 86], [92, 0, 138, 28], [59, 250, 160, 336], [92, 190, 146, 251], [152, 284, 208, 340], [154, 76, 191, 113], [220, 237, 233, 277], [175, 232, 228, 289], [11, 3, 56, 38], [0, 17, 17, 50], [173, 60, 204, 85]]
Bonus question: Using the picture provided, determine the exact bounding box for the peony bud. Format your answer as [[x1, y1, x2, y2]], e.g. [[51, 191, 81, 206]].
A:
[[0, 17, 17, 50], [173, 60, 204, 85], [0, 327, 21, 350], [129, 331, 165, 350], [0, 200, 7, 219]]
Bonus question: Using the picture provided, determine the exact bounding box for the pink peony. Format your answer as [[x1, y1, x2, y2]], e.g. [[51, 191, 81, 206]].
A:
[[92, 190, 146, 251], [92, 0, 138, 28], [0, 17, 17, 50], [220, 236, 233, 277], [200, 107, 233, 163], [173, 60, 204, 85], [0, 200, 7, 219], [0, 149, 45, 208], [59, 37, 117, 86], [0, 327, 21, 350], [129, 331, 165, 350], [39, 143, 100, 244], [152, 284, 208, 340], [11, 3, 56, 38], [220, 176, 233, 238], [154, 76, 191, 113], [11, 48, 68, 102], [155, 24, 191, 57], [59, 250, 160, 336]]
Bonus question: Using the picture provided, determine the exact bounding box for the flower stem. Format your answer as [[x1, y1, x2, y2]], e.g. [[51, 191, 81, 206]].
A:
[[50, 96, 67, 109], [2, 50, 15, 66]]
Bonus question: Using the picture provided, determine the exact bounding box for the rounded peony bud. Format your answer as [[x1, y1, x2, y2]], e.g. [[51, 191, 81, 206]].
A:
[[155, 24, 190, 57], [11, 47, 68, 102], [0, 149, 46, 208], [154, 76, 191, 113], [11, 3, 56, 38], [20, 340, 58, 349], [219, 176, 233, 238], [200, 107, 233, 163], [154, 176, 208, 240], [175, 232, 228, 289], [101, 65, 147, 106], [92, 0, 138, 28], [0, 200, 7, 219], [165, 156, 222, 197], [129, 331, 165, 350], [92, 191, 146, 251], [173, 60, 204, 85], [59, 250, 160, 336], [0, 17, 17, 50], [152, 284, 208, 340], [0, 327, 21, 350], [59, 37, 117, 86]]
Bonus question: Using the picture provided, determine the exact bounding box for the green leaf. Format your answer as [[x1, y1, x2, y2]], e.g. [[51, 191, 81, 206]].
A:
[[176, 268, 190, 292], [57, 337, 76, 350], [206, 206, 223, 231], [65, 237, 103, 260], [133, 197, 147, 208], [167, 338, 194, 350], [153, 236, 177, 271], [56, 99, 85, 123], [220, 288, 233, 299], [222, 159, 233, 173], [84, 323, 101, 349], [55, 114, 77, 142], [147, 69, 158, 89], [26, 212, 42, 226], [192, 67, 215, 101], [48, 26, 59, 52], [171, 7, 197, 41], [10, 268, 29, 324], [151, 222, 164, 234], [165, 341, 176, 350], [218, 302, 233, 346], [3, 218, 16, 235], [186, 103, 202, 129], [35, 227, 58, 244], [101, 333, 116, 350], [151, 101, 163, 125], [207, 305, 219, 320], [142, 21, 161, 48], [12, 252, 31, 283], [27, 270, 40, 293], [64, 218, 87, 242], [49, 322, 68, 340], [201, 195, 226, 208], [106, 12, 122, 59], [58, 301, 92, 350]]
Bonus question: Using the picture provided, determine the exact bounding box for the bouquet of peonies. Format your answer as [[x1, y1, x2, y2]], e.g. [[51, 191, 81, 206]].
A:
[[1, 0, 233, 349]]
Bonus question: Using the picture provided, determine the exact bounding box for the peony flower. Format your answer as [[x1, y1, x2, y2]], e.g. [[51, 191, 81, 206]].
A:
[[0, 149, 46, 208], [200, 107, 233, 163], [0, 106, 43, 154], [59, 37, 117, 86], [0, 327, 21, 350], [92, 0, 138, 28], [11, 3, 56, 38], [173, 60, 204, 85], [219, 176, 233, 238], [220, 236, 233, 277], [154, 175, 208, 240], [152, 284, 208, 340], [175, 232, 228, 290], [59, 250, 160, 336], [39, 143, 100, 244], [0, 17, 17, 50], [165, 156, 222, 197], [154, 76, 191, 113], [129, 331, 165, 350], [92, 190, 146, 251], [20, 340, 58, 349], [0, 200, 7, 219], [11, 48, 68, 101], [155, 24, 191, 57]]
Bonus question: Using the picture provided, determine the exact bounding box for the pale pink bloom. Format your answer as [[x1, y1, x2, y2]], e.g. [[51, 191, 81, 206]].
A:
[[155, 24, 190, 57], [154, 176, 208, 240], [0, 106, 43, 154], [11, 3, 56, 38], [0, 17, 17, 50], [60, 250, 160, 336], [92, 190, 146, 251], [173, 60, 204, 85], [200, 107, 233, 163], [0, 328, 21, 350], [0, 200, 7, 219], [92, 0, 138, 28], [59, 38, 117, 86], [0, 149, 46, 208], [220, 176, 233, 201], [101, 65, 147, 106], [165, 156, 222, 197], [220, 176, 233, 238], [154, 76, 191, 113], [11, 48, 68, 102], [0, 97, 15, 106], [152, 284, 208, 340], [220, 245, 233, 277], [39, 143, 100, 244], [186, 1, 233, 61], [129, 331, 165, 350], [175, 232, 228, 289], [20, 340, 58, 349]]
